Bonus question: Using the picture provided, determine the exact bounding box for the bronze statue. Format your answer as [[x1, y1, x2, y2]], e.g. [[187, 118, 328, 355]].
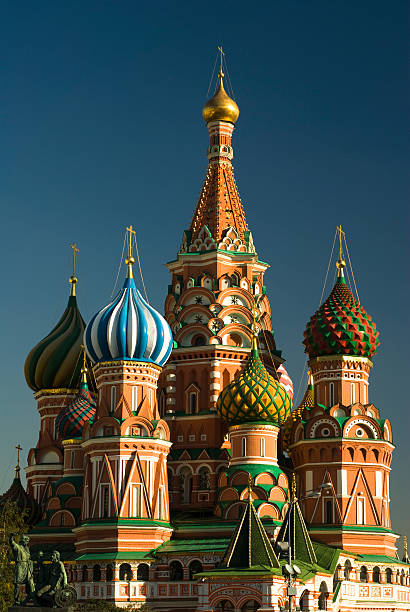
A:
[[37, 550, 67, 598], [9, 533, 36, 605]]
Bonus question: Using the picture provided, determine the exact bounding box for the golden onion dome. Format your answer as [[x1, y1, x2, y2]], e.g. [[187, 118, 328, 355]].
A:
[[202, 73, 239, 124], [216, 341, 292, 426]]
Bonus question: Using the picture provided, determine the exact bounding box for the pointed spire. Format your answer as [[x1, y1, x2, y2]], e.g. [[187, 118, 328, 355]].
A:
[[14, 444, 23, 478], [275, 476, 317, 565], [403, 536, 410, 564], [80, 345, 88, 389], [220, 476, 280, 569]]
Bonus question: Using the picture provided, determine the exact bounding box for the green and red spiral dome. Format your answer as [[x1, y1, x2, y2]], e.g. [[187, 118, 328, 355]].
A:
[[303, 274, 379, 359]]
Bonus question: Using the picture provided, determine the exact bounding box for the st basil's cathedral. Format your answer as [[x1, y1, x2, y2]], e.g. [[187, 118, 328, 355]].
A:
[[1, 58, 409, 612]]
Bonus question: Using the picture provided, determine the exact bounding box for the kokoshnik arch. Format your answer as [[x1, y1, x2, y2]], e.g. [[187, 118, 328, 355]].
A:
[[1, 51, 409, 612]]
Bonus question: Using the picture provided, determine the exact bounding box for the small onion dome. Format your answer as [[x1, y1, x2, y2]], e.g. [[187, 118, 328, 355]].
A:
[[303, 264, 379, 359], [202, 73, 239, 124], [55, 374, 96, 439], [25, 293, 86, 392], [0, 466, 42, 527], [217, 341, 292, 426], [277, 364, 294, 401], [85, 275, 172, 367], [282, 373, 315, 452]]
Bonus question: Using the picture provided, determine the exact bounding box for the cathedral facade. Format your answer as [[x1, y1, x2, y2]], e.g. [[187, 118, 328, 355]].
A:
[[4, 63, 409, 611]]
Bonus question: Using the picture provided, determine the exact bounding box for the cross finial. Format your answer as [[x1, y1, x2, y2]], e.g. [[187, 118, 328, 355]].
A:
[[336, 225, 346, 278], [125, 225, 136, 279], [69, 243, 79, 296], [80, 344, 88, 384], [15, 444, 23, 475], [218, 46, 225, 78]]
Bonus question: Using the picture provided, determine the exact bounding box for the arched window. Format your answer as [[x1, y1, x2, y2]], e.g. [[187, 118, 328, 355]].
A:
[[82, 565, 88, 582], [198, 467, 210, 490], [193, 335, 206, 346], [106, 564, 113, 581], [372, 566, 380, 583], [137, 563, 149, 581], [241, 437, 246, 457], [325, 500, 333, 524], [360, 566, 368, 582], [344, 559, 352, 580], [179, 467, 192, 504], [385, 568, 392, 584], [188, 560, 203, 580], [132, 386, 138, 412], [260, 438, 265, 458], [119, 563, 133, 581], [318, 581, 328, 610], [401, 570, 405, 585], [92, 564, 101, 582], [169, 560, 183, 581], [350, 383, 355, 405], [299, 589, 309, 611]]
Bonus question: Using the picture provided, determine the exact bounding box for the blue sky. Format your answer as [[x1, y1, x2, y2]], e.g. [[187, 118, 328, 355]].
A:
[[0, 1, 408, 545]]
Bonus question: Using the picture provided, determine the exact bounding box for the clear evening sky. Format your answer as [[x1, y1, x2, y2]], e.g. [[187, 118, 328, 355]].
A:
[[0, 2, 408, 545]]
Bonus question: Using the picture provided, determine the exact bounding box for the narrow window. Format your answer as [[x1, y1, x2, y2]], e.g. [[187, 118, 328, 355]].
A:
[[350, 383, 355, 405], [325, 500, 333, 524], [148, 388, 154, 408], [110, 386, 116, 411], [357, 497, 365, 525], [329, 382, 334, 407], [363, 385, 367, 404], [241, 437, 246, 457], [260, 437, 265, 457], [70, 452, 75, 469], [130, 485, 140, 517], [189, 392, 197, 414], [132, 387, 138, 412], [102, 486, 109, 518]]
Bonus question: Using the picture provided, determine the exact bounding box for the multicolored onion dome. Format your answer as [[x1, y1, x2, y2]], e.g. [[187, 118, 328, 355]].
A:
[[282, 373, 315, 451], [303, 272, 379, 359], [0, 466, 42, 526], [217, 343, 292, 426], [55, 377, 96, 439], [25, 294, 86, 392], [85, 274, 172, 367], [277, 364, 294, 401]]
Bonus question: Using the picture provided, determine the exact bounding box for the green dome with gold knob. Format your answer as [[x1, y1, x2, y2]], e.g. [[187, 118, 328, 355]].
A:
[[217, 341, 292, 426]]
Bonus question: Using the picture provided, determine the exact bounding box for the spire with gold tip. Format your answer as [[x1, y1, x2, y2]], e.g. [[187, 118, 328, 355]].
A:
[[24, 244, 88, 392], [202, 47, 239, 125], [303, 226, 379, 359], [0, 445, 42, 527]]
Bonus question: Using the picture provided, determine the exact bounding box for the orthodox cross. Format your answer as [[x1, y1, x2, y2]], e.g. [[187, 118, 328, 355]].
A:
[[15, 444, 23, 468], [126, 225, 136, 259], [69, 243, 79, 277], [336, 224, 345, 260]]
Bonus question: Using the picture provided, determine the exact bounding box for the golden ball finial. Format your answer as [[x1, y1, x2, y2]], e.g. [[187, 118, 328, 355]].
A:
[[69, 275, 78, 296], [202, 74, 239, 125], [336, 258, 346, 278]]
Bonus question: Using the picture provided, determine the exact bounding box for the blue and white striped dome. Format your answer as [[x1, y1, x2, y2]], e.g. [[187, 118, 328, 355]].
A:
[[84, 277, 172, 367]]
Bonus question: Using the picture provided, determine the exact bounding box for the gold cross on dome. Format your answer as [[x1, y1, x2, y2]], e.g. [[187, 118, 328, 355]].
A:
[[126, 225, 136, 259], [69, 242, 79, 276], [336, 225, 345, 261], [218, 46, 225, 77], [15, 444, 23, 467]]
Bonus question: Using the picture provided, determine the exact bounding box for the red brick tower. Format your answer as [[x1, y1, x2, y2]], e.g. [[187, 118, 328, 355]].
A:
[[287, 230, 397, 556], [159, 57, 293, 518]]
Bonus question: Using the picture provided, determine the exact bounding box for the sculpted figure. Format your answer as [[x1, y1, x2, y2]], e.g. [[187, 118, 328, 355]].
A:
[[37, 550, 68, 603], [9, 533, 36, 605]]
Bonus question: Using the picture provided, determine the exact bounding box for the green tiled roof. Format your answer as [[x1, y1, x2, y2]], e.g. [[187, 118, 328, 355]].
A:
[[358, 554, 410, 566], [276, 497, 317, 565], [76, 552, 154, 561], [155, 538, 230, 555], [220, 495, 279, 569]]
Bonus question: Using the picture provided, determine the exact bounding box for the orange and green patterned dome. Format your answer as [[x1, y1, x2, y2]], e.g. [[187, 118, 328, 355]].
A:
[[303, 266, 379, 359], [217, 342, 292, 426]]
